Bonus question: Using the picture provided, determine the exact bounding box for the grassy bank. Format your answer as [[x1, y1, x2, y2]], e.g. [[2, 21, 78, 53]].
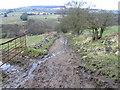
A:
[[69, 26, 119, 81], [22, 36, 57, 58]]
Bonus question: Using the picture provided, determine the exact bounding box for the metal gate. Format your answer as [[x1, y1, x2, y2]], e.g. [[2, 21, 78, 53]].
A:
[[0, 34, 27, 66]]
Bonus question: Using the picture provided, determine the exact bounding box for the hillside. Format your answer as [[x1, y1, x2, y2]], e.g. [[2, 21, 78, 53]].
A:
[[0, 5, 64, 14]]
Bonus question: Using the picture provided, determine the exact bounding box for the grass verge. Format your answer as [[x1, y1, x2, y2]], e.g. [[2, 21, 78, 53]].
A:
[[69, 26, 119, 81], [22, 36, 57, 58]]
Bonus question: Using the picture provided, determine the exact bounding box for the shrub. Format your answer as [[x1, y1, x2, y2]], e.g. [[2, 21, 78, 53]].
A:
[[20, 13, 28, 21]]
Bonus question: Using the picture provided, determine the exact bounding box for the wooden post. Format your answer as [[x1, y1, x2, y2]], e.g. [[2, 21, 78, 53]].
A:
[[8, 42, 9, 60], [15, 39, 16, 55], [25, 35, 27, 48]]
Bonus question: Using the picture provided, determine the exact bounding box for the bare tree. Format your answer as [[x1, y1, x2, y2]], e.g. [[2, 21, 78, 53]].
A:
[[87, 11, 114, 40], [98, 11, 114, 39], [57, 0, 89, 35], [57, 0, 114, 40]]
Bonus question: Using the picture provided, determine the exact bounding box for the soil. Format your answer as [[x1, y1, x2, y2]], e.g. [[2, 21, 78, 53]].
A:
[[20, 36, 96, 88]]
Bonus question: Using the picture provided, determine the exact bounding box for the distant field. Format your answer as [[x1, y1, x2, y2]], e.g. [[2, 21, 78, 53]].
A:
[[1, 12, 25, 24], [29, 15, 60, 20], [0, 12, 60, 24]]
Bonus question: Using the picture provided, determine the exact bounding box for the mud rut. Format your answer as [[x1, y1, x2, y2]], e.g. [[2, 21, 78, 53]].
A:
[[2, 36, 97, 88]]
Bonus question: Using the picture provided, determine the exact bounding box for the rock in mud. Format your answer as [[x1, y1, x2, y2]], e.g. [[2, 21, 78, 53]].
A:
[[115, 50, 120, 56], [96, 47, 101, 51]]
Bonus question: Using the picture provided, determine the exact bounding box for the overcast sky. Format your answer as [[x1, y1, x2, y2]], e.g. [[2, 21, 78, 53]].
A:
[[0, 0, 119, 10]]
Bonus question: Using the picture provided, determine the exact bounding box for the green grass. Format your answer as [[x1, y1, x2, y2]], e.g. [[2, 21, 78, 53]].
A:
[[26, 34, 46, 46], [1, 34, 57, 62], [103, 26, 119, 36], [1, 13, 27, 24], [0, 34, 46, 45], [0, 34, 47, 56], [22, 36, 57, 57], [29, 15, 59, 21], [0, 38, 11, 44], [1, 12, 24, 24]]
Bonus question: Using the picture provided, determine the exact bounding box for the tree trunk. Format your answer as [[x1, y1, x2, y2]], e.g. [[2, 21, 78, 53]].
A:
[[98, 28, 104, 39], [92, 29, 95, 40], [94, 28, 99, 40]]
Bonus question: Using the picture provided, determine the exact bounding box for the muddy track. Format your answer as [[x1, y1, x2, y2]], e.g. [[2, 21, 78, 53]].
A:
[[19, 36, 96, 88], [2, 36, 118, 88]]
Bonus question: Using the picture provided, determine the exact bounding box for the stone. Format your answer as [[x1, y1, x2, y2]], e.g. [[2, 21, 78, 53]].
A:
[[11, 69, 17, 72], [103, 40, 107, 45], [112, 49, 117, 53], [111, 38, 116, 43], [104, 46, 112, 53], [103, 40, 115, 45], [107, 40, 112, 45], [87, 49, 93, 52], [34, 43, 43, 49], [115, 50, 120, 56], [44, 39, 49, 42], [82, 56, 88, 59], [93, 51, 98, 55], [96, 47, 101, 51], [84, 49, 87, 52]]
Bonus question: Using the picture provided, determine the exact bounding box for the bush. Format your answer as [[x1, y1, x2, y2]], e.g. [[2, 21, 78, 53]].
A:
[[4, 14, 7, 17], [20, 13, 28, 21]]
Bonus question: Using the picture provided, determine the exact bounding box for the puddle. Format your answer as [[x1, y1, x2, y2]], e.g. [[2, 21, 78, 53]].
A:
[[0, 61, 3, 66], [1, 63, 11, 70], [28, 63, 38, 75]]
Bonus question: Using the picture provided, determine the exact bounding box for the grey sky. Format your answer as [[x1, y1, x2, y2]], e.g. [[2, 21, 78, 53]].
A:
[[0, 0, 119, 10]]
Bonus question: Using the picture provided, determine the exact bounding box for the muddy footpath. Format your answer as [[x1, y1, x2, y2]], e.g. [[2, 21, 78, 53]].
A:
[[1, 36, 119, 88]]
